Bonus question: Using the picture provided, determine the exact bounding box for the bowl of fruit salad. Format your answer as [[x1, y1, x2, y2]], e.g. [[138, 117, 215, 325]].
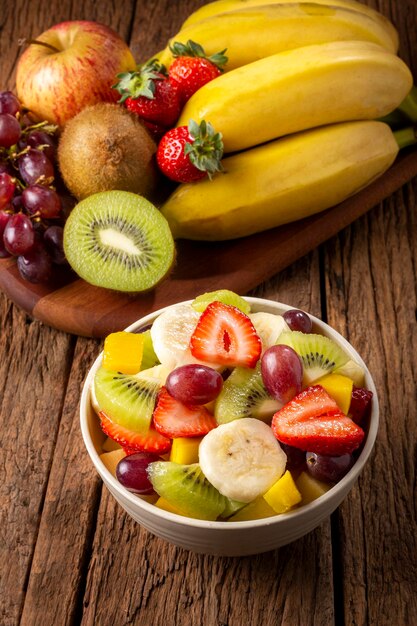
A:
[[80, 290, 378, 556]]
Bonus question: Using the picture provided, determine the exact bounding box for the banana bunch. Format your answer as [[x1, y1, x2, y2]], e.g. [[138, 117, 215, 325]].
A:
[[158, 1, 415, 241]]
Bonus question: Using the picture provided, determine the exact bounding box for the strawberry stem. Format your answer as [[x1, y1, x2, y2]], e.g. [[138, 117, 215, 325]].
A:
[[185, 119, 224, 179], [170, 40, 228, 70]]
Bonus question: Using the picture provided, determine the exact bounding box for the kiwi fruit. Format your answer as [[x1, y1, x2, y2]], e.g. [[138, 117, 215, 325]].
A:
[[139, 329, 160, 371], [147, 462, 227, 521], [58, 103, 157, 200], [63, 190, 175, 292], [94, 365, 161, 433], [191, 290, 251, 314], [214, 364, 281, 425], [277, 331, 349, 385]]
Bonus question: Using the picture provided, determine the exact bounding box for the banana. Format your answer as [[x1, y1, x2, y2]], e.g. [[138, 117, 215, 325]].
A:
[[198, 418, 287, 502], [150, 303, 201, 370], [161, 120, 399, 241], [249, 313, 290, 351], [178, 41, 412, 153], [181, 0, 399, 53], [157, 3, 398, 71]]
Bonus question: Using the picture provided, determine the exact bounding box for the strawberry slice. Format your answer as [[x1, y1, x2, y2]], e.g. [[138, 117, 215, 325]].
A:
[[272, 385, 365, 456], [153, 387, 217, 438], [190, 301, 261, 368], [99, 411, 171, 455]]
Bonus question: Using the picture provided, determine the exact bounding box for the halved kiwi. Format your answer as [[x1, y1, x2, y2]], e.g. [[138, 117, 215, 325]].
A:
[[147, 462, 227, 520], [63, 190, 175, 292], [191, 289, 251, 314], [277, 331, 349, 385], [214, 364, 281, 425], [94, 365, 161, 433]]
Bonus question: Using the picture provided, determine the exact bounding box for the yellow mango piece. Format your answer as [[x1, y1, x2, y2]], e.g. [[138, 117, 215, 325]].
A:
[[333, 359, 365, 388], [170, 437, 203, 465], [263, 470, 302, 514], [227, 497, 276, 521], [155, 497, 188, 517], [102, 436, 122, 452], [102, 331, 144, 374], [316, 373, 354, 414], [295, 471, 331, 505], [99, 449, 126, 478]]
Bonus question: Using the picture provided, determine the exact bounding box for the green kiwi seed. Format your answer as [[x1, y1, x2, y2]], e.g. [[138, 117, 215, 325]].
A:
[[63, 190, 176, 292]]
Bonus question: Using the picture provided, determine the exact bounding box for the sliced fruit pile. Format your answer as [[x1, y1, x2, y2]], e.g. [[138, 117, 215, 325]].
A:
[[95, 290, 373, 522]]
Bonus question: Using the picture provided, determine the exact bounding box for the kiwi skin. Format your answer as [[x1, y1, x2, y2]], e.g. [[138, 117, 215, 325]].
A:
[[58, 103, 158, 200]]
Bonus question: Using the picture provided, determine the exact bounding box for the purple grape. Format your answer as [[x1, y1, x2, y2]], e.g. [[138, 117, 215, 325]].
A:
[[0, 91, 20, 116], [283, 309, 312, 333], [116, 452, 161, 494], [44, 225, 66, 264], [0, 172, 16, 210], [0, 210, 12, 258], [22, 185, 61, 218], [261, 344, 303, 404], [0, 114, 21, 148], [17, 243, 53, 283], [3, 213, 35, 255], [27, 131, 56, 161], [306, 452, 353, 484], [12, 195, 23, 211], [18, 149, 54, 185], [166, 364, 223, 405], [280, 443, 306, 471]]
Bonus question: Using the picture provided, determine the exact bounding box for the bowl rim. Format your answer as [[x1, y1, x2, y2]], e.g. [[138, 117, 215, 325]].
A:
[[80, 296, 379, 530]]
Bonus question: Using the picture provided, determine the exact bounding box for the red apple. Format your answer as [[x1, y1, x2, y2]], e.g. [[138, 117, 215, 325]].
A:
[[16, 21, 136, 126]]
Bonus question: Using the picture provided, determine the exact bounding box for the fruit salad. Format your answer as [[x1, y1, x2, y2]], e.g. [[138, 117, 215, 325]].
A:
[[93, 290, 373, 522]]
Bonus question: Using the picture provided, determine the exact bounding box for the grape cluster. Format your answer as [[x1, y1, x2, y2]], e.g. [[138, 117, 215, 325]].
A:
[[0, 91, 69, 283]]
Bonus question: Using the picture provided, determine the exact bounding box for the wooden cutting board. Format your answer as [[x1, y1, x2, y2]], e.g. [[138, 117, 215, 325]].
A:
[[1, 148, 417, 338]]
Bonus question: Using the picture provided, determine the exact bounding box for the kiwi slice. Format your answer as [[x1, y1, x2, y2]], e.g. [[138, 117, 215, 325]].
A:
[[191, 289, 251, 314], [277, 331, 349, 385], [139, 329, 160, 371], [147, 462, 227, 520], [63, 190, 175, 292], [214, 364, 281, 425], [94, 365, 161, 433]]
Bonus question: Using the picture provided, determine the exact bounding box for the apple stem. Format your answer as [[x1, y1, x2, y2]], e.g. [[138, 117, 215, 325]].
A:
[[18, 38, 60, 54]]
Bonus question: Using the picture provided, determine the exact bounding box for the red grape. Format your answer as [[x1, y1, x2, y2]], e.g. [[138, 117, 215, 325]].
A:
[[283, 309, 312, 333], [261, 344, 303, 403], [116, 452, 162, 494], [22, 185, 61, 218], [0, 210, 12, 258], [0, 113, 21, 148], [306, 452, 353, 483], [3, 213, 35, 255], [280, 442, 306, 471], [27, 131, 56, 161], [0, 172, 16, 210], [166, 364, 223, 405], [17, 243, 53, 283], [18, 149, 54, 185], [349, 387, 373, 425], [44, 225, 66, 264], [0, 91, 20, 116]]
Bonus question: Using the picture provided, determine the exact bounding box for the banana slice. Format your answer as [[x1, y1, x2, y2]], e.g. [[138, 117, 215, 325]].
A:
[[150, 303, 202, 370], [249, 312, 289, 352], [199, 418, 287, 502]]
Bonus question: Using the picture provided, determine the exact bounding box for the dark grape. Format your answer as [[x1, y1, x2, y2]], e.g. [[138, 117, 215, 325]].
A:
[[0, 172, 16, 210], [3, 213, 35, 255], [0, 210, 12, 258], [306, 452, 353, 483], [11, 195, 23, 211], [18, 149, 54, 185], [27, 131, 56, 161], [0, 91, 20, 116], [166, 364, 223, 405], [22, 184, 61, 218], [261, 344, 303, 403], [283, 309, 313, 333], [44, 225, 66, 264], [116, 452, 161, 494], [17, 243, 53, 283], [280, 443, 306, 471], [0, 113, 21, 148], [349, 387, 373, 425]]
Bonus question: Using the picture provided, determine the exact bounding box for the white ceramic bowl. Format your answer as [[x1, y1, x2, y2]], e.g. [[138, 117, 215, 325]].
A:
[[80, 297, 379, 556]]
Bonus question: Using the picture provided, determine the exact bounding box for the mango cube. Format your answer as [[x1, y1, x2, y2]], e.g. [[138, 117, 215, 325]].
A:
[[102, 436, 122, 452], [155, 497, 187, 517], [99, 449, 126, 478], [333, 359, 365, 388], [170, 437, 203, 465], [295, 471, 331, 505], [227, 497, 276, 521], [316, 373, 354, 415], [102, 331, 144, 374], [263, 470, 302, 514]]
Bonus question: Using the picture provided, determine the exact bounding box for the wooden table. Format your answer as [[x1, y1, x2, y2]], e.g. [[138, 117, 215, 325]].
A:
[[1, 1, 416, 624]]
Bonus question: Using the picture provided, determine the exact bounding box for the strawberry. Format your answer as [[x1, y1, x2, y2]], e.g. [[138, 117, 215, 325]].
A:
[[99, 411, 171, 455], [168, 40, 228, 102], [113, 60, 181, 128], [272, 385, 365, 456], [156, 119, 223, 183], [153, 387, 217, 439], [190, 301, 262, 368]]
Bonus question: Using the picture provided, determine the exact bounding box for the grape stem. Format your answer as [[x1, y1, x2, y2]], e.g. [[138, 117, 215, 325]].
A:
[[394, 126, 417, 150], [18, 38, 60, 54]]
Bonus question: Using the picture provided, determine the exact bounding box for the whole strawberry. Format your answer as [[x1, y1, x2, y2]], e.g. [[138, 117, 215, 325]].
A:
[[169, 40, 228, 102], [157, 119, 223, 183], [113, 60, 181, 129]]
